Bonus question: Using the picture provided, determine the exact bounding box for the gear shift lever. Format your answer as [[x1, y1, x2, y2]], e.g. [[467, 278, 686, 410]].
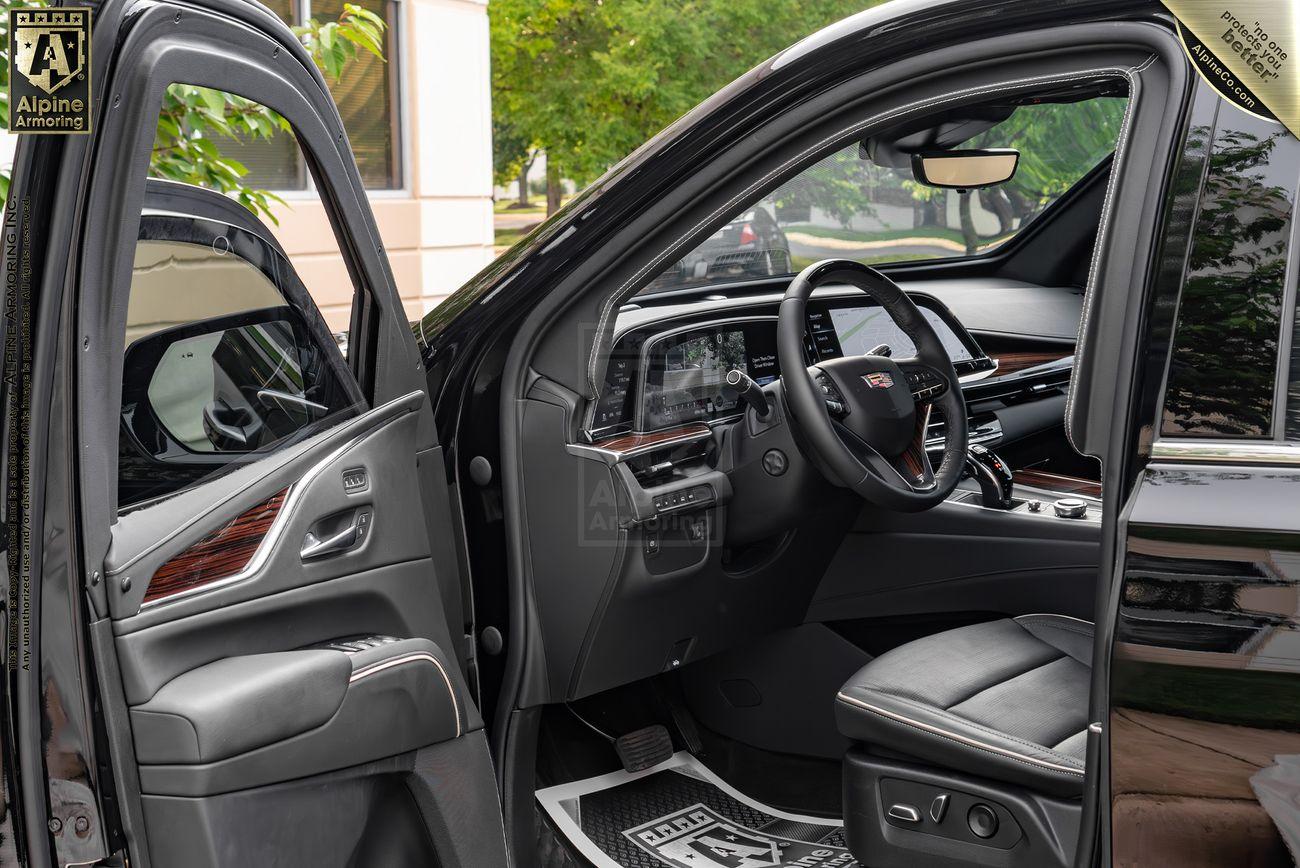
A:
[[964, 444, 1014, 509]]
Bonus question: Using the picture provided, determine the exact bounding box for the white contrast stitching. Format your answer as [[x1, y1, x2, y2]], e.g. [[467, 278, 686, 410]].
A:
[[1065, 53, 1157, 450], [1013, 613, 1095, 627], [585, 65, 1144, 397], [868, 689, 1087, 761], [836, 692, 1085, 777]]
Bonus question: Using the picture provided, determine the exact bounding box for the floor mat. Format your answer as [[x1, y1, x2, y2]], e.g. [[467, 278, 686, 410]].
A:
[[537, 752, 859, 868]]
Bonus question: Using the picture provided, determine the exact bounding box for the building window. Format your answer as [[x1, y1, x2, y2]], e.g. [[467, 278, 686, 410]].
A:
[[223, 0, 402, 191]]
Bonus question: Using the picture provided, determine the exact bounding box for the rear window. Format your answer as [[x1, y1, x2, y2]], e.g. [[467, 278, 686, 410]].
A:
[[641, 96, 1128, 295]]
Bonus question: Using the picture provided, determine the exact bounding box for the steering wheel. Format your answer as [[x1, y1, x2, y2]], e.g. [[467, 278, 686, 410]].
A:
[[777, 260, 968, 511]]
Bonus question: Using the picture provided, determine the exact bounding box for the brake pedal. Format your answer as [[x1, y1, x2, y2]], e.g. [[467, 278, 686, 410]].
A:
[[615, 725, 674, 772]]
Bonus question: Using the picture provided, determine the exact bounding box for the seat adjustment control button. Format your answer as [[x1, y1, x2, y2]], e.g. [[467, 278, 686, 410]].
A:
[[886, 804, 921, 824], [929, 793, 949, 823], [967, 804, 998, 839]]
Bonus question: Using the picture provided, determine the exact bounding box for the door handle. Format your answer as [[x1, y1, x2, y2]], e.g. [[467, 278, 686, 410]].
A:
[[301, 509, 371, 560]]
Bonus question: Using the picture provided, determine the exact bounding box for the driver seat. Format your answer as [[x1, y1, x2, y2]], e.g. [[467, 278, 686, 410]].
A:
[[835, 615, 1092, 865]]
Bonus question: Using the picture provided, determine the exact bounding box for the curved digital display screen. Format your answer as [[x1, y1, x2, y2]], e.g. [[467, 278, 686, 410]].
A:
[[642, 323, 777, 429], [589, 296, 990, 439], [825, 305, 974, 362]]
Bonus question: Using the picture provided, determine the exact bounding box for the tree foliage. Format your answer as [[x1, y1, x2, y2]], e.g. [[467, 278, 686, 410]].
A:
[[489, 0, 877, 196], [0, 0, 385, 216], [1161, 124, 1291, 437]]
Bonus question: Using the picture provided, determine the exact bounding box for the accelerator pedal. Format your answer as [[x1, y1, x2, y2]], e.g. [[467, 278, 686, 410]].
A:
[[614, 725, 674, 773]]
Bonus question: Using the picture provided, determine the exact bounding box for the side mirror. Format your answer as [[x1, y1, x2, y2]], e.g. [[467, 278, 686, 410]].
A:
[[122, 306, 319, 456], [910, 148, 1019, 190]]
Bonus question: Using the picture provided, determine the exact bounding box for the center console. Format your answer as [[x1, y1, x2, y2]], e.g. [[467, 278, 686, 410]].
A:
[[949, 446, 1102, 523]]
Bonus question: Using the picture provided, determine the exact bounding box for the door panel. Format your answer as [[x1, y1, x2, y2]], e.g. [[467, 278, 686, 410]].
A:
[[108, 393, 424, 630], [40, 0, 507, 864], [1109, 466, 1300, 866]]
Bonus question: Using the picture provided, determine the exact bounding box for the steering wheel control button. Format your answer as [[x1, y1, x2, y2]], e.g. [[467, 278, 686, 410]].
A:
[[762, 449, 788, 476], [1053, 498, 1088, 519], [904, 366, 946, 400], [929, 793, 950, 823], [967, 804, 999, 839], [886, 804, 922, 825]]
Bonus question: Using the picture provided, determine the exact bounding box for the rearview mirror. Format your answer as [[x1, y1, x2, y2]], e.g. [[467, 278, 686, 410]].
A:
[[910, 148, 1019, 189]]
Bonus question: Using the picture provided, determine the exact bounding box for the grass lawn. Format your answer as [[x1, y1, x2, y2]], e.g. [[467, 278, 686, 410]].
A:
[[494, 199, 547, 216], [495, 226, 533, 249], [493, 195, 575, 216], [790, 252, 933, 272], [786, 222, 969, 246]]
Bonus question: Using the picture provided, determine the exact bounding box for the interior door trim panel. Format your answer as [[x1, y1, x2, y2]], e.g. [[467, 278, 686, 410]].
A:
[[133, 638, 465, 797], [106, 391, 423, 619], [110, 394, 429, 629], [350, 651, 462, 737], [141, 488, 289, 606]]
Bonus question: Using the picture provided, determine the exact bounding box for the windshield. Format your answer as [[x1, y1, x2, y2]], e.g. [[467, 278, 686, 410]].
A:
[[640, 96, 1127, 295]]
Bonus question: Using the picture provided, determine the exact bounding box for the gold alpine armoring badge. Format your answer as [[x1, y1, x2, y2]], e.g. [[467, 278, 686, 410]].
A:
[[7, 7, 92, 135]]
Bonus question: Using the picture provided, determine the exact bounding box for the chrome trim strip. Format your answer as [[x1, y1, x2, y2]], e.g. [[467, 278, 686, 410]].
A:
[[1149, 439, 1300, 465], [136, 395, 420, 610], [567, 427, 713, 466], [350, 651, 462, 738]]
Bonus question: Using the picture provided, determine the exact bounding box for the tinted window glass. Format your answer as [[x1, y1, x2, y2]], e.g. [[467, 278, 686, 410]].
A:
[[641, 96, 1127, 294], [120, 226, 364, 508], [216, 0, 401, 190], [122, 85, 370, 509], [1161, 106, 1298, 439]]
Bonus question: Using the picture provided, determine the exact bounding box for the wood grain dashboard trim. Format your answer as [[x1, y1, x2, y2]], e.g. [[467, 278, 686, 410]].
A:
[[590, 421, 712, 457], [992, 351, 1072, 377], [1013, 469, 1101, 498], [142, 488, 289, 605]]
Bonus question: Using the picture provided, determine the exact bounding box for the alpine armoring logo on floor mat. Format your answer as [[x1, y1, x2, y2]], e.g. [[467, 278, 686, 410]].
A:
[[624, 804, 856, 868]]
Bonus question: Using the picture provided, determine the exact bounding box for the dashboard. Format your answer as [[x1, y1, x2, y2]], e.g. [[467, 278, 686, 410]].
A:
[[588, 292, 997, 440]]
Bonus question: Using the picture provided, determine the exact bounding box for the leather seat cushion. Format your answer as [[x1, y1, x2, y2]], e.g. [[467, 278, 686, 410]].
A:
[[835, 615, 1092, 797]]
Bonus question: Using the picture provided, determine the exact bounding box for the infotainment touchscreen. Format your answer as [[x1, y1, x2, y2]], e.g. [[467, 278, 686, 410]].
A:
[[809, 305, 974, 363], [643, 323, 777, 428]]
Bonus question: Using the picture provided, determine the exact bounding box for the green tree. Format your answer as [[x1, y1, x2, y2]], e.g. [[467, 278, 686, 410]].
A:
[[0, 0, 386, 219], [490, 0, 879, 215]]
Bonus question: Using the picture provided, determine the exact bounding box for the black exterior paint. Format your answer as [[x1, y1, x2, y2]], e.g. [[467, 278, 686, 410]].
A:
[[6, 0, 1299, 866], [1110, 466, 1300, 864], [1110, 83, 1300, 864]]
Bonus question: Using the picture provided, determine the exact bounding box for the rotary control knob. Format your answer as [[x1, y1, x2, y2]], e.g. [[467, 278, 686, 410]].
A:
[[1053, 498, 1088, 519], [967, 804, 999, 839]]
